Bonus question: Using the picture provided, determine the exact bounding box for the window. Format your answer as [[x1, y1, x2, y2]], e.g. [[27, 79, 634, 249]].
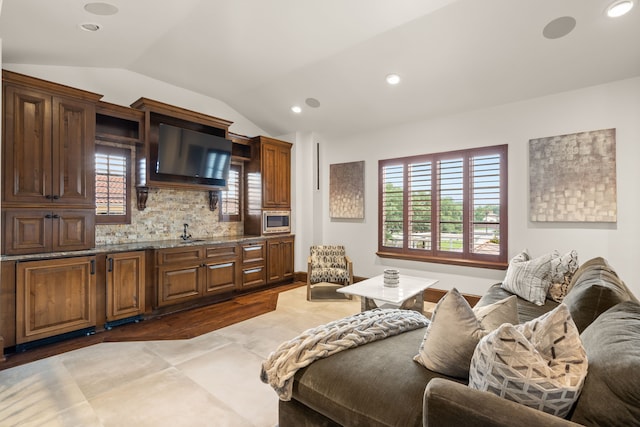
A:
[[378, 145, 508, 269], [220, 163, 242, 222], [95, 145, 131, 224]]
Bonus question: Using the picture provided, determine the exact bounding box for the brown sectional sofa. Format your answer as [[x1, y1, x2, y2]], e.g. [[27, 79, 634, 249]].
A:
[[278, 257, 640, 427]]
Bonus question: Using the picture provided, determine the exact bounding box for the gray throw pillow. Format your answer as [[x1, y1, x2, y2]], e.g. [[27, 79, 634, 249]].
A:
[[414, 288, 518, 379], [501, 250, 556, 306]]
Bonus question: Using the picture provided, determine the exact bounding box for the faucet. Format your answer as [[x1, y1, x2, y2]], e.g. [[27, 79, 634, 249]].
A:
[[180, 223, 192, 241]]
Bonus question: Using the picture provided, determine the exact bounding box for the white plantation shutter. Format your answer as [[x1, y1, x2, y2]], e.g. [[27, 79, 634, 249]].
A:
[[220, 163, 241, 221]]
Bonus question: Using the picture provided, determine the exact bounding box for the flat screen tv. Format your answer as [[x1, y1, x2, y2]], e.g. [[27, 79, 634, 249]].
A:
[[156, 123, 232, 187]]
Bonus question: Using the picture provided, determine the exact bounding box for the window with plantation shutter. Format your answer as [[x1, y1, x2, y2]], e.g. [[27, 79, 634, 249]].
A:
[[95, 145, 131, 224], [378, 145, 507, 269], [220, 163, 242, 222]]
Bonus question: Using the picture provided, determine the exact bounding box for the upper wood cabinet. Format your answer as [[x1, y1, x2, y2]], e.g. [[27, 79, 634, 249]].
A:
[[2, 71, 100, 207], [254, 136, 292, 209]]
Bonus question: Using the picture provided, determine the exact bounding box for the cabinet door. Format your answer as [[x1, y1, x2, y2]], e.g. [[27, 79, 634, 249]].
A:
[[16, 256, 96, 344], [157, 263, 202, 307], [2, 85, 52, 204], [274, 144, 291, 207], [52, 96, 95, 206], [106, 251, 145, 321], [280, 237, 295, 282], [52, 209, 95, 252], [3, 209, 51, 254], [267, 239, 283, 283]]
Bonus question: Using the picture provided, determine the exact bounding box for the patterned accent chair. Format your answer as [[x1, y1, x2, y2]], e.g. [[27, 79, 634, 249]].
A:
[[307, 245, 353, 301]]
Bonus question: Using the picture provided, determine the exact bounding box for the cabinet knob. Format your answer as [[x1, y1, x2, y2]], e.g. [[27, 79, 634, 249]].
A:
[[52, 195, 60, 200], [52, 214, 60, 219], [45, 195, 53, 200], [45, 214, 53, 219]]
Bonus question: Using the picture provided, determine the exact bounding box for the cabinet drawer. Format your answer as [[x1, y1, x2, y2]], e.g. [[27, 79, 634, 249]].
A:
[[205, 244, 238, 260], [242, 265, 266, 289], [241, 242, 265, 264], [156, 247, 203, 265]]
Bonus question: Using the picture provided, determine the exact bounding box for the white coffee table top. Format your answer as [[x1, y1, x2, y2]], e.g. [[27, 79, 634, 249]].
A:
[[337, 274, 438, 304]]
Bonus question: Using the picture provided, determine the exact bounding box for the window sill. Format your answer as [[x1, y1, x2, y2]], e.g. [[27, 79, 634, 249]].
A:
[[376, 250, 508, 270]]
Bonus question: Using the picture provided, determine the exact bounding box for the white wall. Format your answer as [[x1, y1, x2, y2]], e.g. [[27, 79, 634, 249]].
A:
[[2, 64, 267, 138], [312, 77, 640, 297]]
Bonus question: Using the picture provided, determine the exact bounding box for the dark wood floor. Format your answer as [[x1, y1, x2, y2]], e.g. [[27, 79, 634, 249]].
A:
[[0, 282, 303, 372]]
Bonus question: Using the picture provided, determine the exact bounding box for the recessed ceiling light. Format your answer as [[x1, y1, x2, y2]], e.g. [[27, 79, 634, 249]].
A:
[[79, 23, 101, 32], [542, 16, 576, 39], [386, 74, 401, 85], [606, 0, 634, 17], [84, 2, 119, 16], [305, 98, 321, 108], [291, 105, 302, 114]]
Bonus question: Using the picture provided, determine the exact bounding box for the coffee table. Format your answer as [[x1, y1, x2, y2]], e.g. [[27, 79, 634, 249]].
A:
[[337, 274, 438, 313]]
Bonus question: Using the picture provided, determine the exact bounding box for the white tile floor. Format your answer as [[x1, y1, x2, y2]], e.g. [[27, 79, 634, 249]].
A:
[[0, 287, 361, 427]]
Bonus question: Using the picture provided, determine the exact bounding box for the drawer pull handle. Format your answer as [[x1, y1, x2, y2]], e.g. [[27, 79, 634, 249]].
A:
[[244, 268, 262, 274], [245, 246, 261, 251], [90, 259, 96, 275], [108, 258, 114, 272], [209, 263, 233, 269]]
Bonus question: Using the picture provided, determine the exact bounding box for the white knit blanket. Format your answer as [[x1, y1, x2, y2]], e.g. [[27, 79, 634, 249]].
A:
[[260, 308, 429, 400]]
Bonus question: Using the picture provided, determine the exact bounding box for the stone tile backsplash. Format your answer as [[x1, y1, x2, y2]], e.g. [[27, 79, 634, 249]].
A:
[[95, 188, 243, 245]]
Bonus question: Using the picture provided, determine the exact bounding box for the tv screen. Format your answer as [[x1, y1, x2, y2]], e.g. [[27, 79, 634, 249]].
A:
[[156, 123, 232, 187]]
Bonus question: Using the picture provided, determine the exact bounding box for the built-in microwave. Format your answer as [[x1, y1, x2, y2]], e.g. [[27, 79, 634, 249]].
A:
[[262, 210, 291, 234]]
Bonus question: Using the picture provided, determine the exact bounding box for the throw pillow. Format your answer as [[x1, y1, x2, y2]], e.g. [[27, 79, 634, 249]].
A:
[[413, 288, 518, 379], [547, 250, 579, 303], [469, 304, 587, 418], [501, 250, 557, 306]]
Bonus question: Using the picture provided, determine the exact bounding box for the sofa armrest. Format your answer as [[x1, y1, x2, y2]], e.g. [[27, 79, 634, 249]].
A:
[[423, 378, 583, 427]]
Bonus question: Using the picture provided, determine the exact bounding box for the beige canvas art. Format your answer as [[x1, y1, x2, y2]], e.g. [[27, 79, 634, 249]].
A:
[[330, 161, 365, 219], [529, 128, 617, 222]]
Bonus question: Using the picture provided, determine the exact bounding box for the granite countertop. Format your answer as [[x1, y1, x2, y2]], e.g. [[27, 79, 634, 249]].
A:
[[0, 234, 294, 262]]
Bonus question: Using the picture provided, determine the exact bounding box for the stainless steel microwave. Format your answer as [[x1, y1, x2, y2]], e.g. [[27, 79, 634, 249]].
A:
[[262, 210, 291, 234]]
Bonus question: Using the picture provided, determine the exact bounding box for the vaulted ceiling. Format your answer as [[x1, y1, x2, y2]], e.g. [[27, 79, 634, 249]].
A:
[[1, 0, 639, 137]]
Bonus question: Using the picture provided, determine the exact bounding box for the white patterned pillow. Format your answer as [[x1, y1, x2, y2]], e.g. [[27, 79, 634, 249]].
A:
[[501, 250, 557, 306], [413, 288, 518, 379], [469, 304, 587, 418], [547, 250, 579, 303]]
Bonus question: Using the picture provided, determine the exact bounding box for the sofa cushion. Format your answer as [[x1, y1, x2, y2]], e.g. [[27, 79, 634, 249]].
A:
[[570, 301, 640, 426], [476, 283, 559, 323], [469, 304, 587, 418], [502, 250, 556, 306], [414, 289, 517, 378], [293, 327, 457, 427], [562, 257, 636, 333]]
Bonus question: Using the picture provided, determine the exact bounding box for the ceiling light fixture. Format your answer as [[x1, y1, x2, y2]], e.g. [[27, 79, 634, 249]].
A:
[[79, 23, 101, 32], [606, 0, 634, 17], [291, 105, 302, 114], [305, 98, 321, 108], [386, 74, 401, 85]]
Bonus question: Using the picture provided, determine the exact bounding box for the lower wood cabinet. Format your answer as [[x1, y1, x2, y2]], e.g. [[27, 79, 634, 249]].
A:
[[106, 251, 145, 323], [240, 240, 267, 289], [267, 236, 295, 284], [16, 256, 96, 344]]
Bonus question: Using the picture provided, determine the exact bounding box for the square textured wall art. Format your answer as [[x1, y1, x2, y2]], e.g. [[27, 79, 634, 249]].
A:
[[330, 161, 365, 219], [529, 128, 617, 222]]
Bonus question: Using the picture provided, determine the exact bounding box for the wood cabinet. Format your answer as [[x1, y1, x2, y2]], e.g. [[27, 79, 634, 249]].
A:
[[106, 251, 146, 323], [244, 136, 292, 235], [3, 208, 95, 254], [16, 256, 96, 345], [155, 243, 241, 308], [240, 240, 267, 289], [260, 137, 292, 208], [267, 236, 295, 284], [2, 71, 101, 255]]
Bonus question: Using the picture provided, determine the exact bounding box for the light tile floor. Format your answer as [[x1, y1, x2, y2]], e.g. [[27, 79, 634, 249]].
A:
[[0, 287, 361, 427]]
